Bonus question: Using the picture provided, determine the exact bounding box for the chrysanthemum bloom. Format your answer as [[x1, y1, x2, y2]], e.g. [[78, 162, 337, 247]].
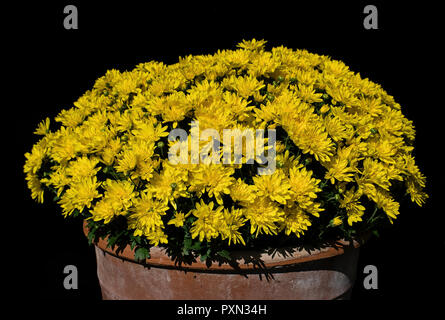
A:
[[24, 39, 428, 257]]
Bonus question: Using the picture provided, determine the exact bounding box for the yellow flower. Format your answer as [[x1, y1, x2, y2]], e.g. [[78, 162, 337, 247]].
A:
[[326, 84, 360, 107], [275, 150, 300, 173], [280, 103, 334, 162], [100, 138, 122, 166], [372, 189, 400, 222], [189, 200, 224, 242], [109, 109, 137, 133], [178, 55, 208, 81], [357, 97, 384, 117], [43, 166, 70, 197], [229, 178, 257, 205], [366, 138, 399, 165], [34, 117, 50, 135], [148, 163, 188, 208], [400, 154, 427, 189], [243, 197, 284, 236], [189, 165, 235, 205], [24, 141, 47, 175], [293, 84, 323, 104], [219, 48, 250, 70], [59, 177, 102, 216], [355, 158, 394, 206], [247, 51, 280, 77], [49, 127, 83, 163], [288, 166, 323, 216], [405, 177, 428, 206], [148, 91, 191, 124], [131, 119, 169, 142], [324, 115, 352, 142], [253, 170, 292, 205], [115, 139, 158, 180], [222, 91, 254, 121], [90, 198, 116, 224], [128, 191, 169, 237], [167, 211, 190, 228], [330, 216, 343, 227], [237, 38, 267, 51], [66, 156, 100, 181], [55, 108, 86, 128], [339, 189, 365, 226], [148, 71, 186, 97], [322, 59, 350, 77], [222, 75, 265, 99], [75, 114, 112, 154], [145, 227, 169, 246], [25, 173, 44, 203], [102, 179, 137, 213], [220, 208, 247, 245], [281, 206, 312, 237], [324, 146, 358, 184]]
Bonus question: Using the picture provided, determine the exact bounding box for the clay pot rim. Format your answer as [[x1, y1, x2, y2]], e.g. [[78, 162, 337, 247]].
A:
[[83, 221, 361, 271]]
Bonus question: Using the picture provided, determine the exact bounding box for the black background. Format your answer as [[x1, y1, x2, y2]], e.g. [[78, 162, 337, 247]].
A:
[[9, 0, 443, 312]]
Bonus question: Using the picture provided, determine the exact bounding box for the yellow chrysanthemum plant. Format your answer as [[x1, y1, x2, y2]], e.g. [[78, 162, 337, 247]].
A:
[[24, 39, 427, 263]]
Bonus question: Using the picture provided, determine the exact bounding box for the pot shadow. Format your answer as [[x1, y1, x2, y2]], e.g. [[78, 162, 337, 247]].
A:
[[157, 239, 360, 284]]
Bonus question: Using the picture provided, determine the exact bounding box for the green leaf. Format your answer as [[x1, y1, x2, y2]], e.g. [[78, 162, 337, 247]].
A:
[[107, 235, 119, 248], [190, 241, 202, 251], [183, 238, 192, 250], [133, 235, 142, 245], [217, 250, 231, 260], [71, 209, 80, 218], [107, 230, 125, 249], [200, 247, 212, 262], [134, 247, 150, 262], [181, 237, 193, 255], [87, 231, 95, 245]]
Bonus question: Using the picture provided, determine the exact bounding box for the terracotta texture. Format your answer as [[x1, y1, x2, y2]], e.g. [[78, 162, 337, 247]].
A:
[[85, 224, 360, 300]]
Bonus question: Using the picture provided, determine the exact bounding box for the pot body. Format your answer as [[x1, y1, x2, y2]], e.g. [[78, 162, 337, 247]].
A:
[[93, 241, 360, 300]]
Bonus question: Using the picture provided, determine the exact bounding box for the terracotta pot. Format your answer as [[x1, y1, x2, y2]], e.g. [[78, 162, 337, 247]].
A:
[[84, 223, 361, 300]]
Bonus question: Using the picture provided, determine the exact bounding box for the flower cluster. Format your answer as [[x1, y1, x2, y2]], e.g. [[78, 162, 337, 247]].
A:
[[24, 39, 427, 256]]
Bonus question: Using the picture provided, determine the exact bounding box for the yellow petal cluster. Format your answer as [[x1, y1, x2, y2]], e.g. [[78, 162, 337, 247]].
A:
[[24, 39, 428, 247]]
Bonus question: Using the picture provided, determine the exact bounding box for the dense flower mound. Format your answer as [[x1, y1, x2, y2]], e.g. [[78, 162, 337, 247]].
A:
[[24, 39, 427, 258]]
